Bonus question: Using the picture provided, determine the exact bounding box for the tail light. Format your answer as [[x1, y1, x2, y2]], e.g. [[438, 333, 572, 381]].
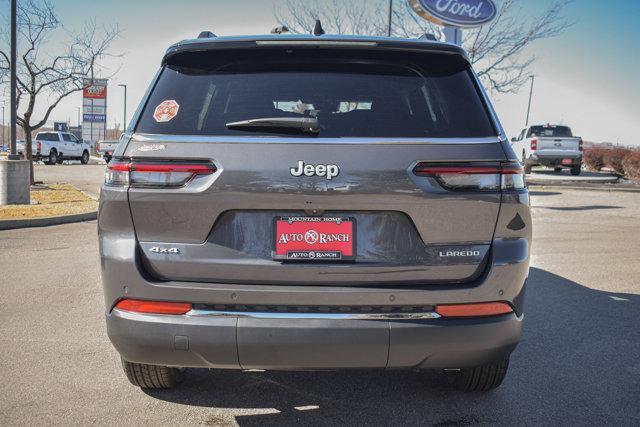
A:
[[95, 142, 100, 152], [37, 142, 41, 152], [579, 138, 583, 151], [105, 160, 216, 188], [413, 162, 525, 191], [115, 299, 192, 315], [436, 302, 513, 318], [530, 138, 537, 151]]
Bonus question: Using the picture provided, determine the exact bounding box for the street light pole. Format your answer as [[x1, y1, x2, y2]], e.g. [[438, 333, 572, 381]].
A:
[[118, 84, 127, 133], [8, 0, 19, 160], [525, 75, 535, 127], [2, 105, 5, 148], [387, 0, 393, 37]]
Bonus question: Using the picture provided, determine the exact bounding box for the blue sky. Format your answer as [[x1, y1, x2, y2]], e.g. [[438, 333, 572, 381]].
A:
[[2, 0, 639, 144]]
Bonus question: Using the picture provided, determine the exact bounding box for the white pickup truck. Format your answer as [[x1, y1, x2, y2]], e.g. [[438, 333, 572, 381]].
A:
[[511, 124, 583, 175], [17, 131, 91, 165], [96, 139, 119, 163]]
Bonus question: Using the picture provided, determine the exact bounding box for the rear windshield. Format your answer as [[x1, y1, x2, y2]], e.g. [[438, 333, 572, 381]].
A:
[[135, 49, 496, 138], [37, 133, 59, 141], [527, 125, 573, 138]]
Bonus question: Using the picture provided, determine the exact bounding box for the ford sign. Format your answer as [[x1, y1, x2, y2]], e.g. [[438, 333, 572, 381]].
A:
[[409, 0, 497, 28]]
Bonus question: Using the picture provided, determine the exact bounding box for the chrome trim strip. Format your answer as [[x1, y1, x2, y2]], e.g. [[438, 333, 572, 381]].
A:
[[131, 133, 502, 146], [186, 309, 441, 320]]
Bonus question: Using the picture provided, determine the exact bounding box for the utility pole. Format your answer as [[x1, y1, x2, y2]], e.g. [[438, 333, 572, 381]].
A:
[[387, 0, 393, 36], [118, 84, 127, 132], [1, 0, 30, 205], [525, 75, 535, 127], [8, 0, 18, 160]]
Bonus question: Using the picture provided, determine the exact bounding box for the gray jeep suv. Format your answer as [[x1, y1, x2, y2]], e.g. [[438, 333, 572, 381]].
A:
[[98, 32, 531, 392]]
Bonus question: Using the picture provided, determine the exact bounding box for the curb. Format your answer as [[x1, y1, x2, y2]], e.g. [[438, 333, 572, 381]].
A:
[[0, 210, 97, 230], [0, 211, 98, 230]]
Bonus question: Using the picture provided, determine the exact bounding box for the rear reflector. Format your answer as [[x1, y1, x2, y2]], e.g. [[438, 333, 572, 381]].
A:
[[105, 160, 216, 187], [115, 299, 192, 315], [435, 302, 513, 318], [413, 163, 525, 191]]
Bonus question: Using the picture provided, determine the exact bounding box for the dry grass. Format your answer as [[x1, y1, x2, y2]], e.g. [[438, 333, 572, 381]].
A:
[[0, 184, 97, 220]]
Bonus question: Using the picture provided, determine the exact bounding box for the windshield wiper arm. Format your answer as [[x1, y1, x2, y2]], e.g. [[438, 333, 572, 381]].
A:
[[225, 117, 320, 135]]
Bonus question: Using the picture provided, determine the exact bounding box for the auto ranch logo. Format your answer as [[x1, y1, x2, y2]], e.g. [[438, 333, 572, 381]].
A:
[[408, 0, 497, 28], [83, 84, 107, 99], [277, 229, 351, 245]]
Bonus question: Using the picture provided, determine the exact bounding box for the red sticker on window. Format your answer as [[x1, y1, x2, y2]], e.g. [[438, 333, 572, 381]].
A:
[[153, 100, 179, 122]]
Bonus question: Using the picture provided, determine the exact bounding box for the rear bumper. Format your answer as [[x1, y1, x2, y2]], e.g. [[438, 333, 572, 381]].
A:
[[107, 308, 522, 370], [530, 153, 582, 167]]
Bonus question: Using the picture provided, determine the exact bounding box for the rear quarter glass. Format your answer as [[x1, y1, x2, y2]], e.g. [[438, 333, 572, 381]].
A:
[[134, 48, 497, 138]]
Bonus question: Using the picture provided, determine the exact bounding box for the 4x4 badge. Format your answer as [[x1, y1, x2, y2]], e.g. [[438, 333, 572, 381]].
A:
[[149, 247, 180, 254]]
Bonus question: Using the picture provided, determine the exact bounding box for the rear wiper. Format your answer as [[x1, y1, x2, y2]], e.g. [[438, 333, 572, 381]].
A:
[[226, 117, 320, 135]]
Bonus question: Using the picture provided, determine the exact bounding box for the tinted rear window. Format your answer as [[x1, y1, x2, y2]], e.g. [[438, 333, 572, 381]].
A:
[[37, 133, 59, 141], [136, 49, 496, 138], [527, 125, 573, 138]]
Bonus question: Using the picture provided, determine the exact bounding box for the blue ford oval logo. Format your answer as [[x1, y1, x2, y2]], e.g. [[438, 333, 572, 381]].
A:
[[409, 0, 497, 28]]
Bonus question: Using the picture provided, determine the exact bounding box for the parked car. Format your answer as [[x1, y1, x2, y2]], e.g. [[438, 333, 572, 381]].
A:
[[99, 32, 531, 392], [96, 139, 119, 163], [17, 131, 91, 165], [511, 124, 583, 175]]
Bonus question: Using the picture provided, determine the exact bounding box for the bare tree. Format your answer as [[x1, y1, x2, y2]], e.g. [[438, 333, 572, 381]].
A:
[[275, 0, 571, 93], [0, 0, 119, 183]]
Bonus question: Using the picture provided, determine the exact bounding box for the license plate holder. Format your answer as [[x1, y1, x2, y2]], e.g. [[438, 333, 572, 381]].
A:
[[273, 216, 356, 261]]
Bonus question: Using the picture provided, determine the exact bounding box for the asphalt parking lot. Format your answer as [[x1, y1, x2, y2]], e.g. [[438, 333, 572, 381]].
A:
[[1, 168, 639, 425], [32, 162, 105, 198]]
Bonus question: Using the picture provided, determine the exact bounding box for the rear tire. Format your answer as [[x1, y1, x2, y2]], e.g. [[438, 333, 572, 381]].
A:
[[46, 149, 58, 165], [81, 150, 90, 165], [453, 358, 510, 392], [121, 358, 184, 389], [570, 166, 581, 176]]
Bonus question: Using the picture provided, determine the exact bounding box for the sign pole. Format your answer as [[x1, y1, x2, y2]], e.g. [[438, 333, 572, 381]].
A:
[[387, 0, 393, 36], [443, 26, 462, 46]]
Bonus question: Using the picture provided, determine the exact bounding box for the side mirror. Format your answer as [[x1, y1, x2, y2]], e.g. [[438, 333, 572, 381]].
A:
[[511, 137, 517, 142]]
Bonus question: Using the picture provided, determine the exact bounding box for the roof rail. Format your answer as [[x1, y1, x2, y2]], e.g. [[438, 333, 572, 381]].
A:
[[312, 20, 325, 36], [197, 31, 217, 39], [270, 25, 289, 34], [418, 33, 438, 41]]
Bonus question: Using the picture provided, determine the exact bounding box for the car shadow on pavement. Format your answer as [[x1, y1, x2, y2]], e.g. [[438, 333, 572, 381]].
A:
[[144, 268, 640, 425], [528, 191, 562, 197], [540, 205, 622, 211]]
